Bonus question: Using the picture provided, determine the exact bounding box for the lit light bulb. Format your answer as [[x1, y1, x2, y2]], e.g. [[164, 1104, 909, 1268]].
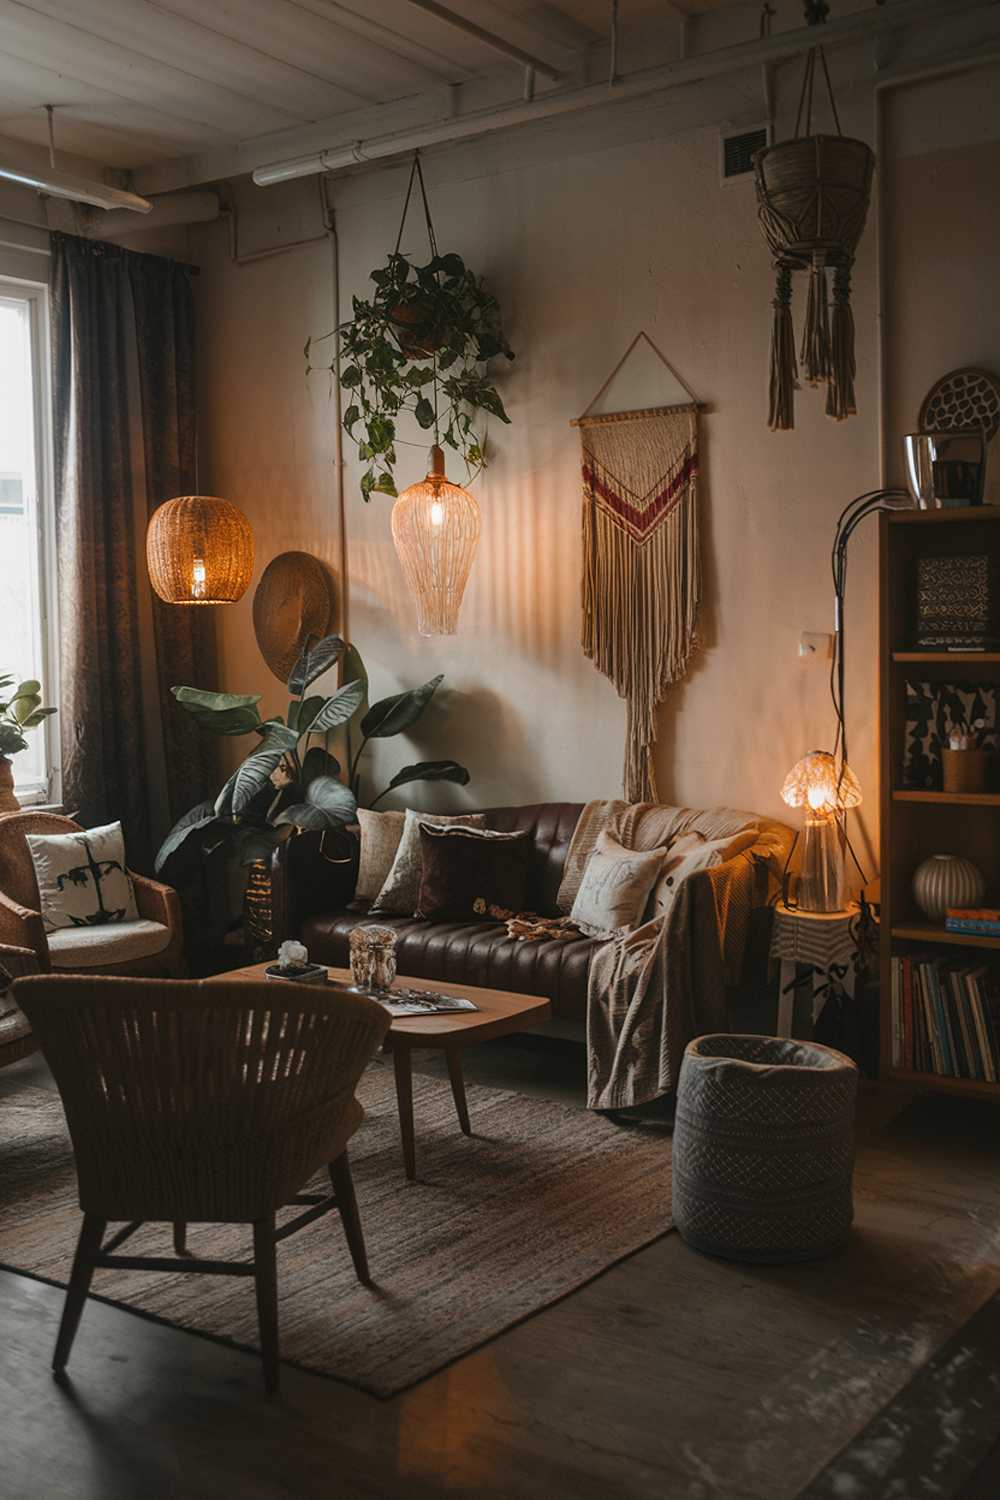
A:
[[191, 555, 207, 600], [429, 500, 444, 527], [807, 783, 829, 812]]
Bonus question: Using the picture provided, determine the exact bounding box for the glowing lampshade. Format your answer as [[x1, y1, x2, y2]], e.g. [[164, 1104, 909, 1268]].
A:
[[781, 751, 861, 913], [391, 445, 480, 636], [146, 495, 254, 605]]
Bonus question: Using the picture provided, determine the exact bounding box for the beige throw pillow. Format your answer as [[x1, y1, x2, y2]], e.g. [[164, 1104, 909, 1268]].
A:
[[646, 828, 758, 924], [25, 820, 138, 933], [570, 831, 666, 939], [355, 808, 406, 902], [371, 808, 486, 915]]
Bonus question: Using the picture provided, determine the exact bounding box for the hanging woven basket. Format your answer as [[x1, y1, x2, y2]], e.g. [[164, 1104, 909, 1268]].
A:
[[753, 45, 875, 431]]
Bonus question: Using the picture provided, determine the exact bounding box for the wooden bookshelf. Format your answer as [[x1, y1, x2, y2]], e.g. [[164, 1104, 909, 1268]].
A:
[[879, 507, 1000, 1102]]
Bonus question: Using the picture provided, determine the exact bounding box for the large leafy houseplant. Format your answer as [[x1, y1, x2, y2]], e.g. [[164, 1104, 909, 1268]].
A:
[[305, 155, 513, 501], [155, 635, 470, 878]]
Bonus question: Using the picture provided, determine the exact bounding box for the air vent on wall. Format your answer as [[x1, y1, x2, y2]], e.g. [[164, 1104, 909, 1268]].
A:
[[720, 125, 770, 183]]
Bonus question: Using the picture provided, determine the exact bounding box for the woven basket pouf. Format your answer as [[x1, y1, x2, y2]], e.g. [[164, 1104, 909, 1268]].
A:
[[672, 1034, 859, 1263]]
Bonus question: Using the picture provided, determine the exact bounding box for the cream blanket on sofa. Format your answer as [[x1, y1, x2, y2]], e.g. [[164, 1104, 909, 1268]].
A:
[[557, 801, 791, 1112]]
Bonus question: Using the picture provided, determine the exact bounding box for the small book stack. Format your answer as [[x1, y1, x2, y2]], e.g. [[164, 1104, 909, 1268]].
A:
[[890, 954, 999, 1081], [945, 907, 1000, 936]]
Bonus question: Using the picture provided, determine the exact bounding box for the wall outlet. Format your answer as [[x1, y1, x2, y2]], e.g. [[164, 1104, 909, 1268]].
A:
[[799, 631, 834, 660]]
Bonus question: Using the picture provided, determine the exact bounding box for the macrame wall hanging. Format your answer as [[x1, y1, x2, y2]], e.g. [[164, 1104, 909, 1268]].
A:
[[752, 30, 874, 431], [571, 332, 703, 802]]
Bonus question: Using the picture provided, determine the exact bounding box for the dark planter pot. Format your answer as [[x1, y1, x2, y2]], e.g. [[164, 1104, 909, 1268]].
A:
[[388, 298, 448, 356]]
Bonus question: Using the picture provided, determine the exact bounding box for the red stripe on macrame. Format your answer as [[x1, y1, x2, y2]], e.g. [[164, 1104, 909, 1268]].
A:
[[583, 452, 698, 540]]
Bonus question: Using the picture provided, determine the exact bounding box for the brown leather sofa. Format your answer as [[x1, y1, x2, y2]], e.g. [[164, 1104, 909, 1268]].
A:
[[271, 802, 788, 1023]]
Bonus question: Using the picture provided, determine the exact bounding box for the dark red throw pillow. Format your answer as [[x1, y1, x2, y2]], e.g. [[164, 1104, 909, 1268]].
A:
[[415, 823, 531, 921]]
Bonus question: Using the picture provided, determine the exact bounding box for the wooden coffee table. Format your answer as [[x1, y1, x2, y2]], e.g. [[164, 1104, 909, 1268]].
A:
[[226, 964, 550, 1180]]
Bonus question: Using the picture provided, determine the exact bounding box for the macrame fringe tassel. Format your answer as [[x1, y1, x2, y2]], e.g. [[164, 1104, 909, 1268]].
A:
[[826, 262, 857, 420], [581, 453, 700, 802], [800, 252, 831, 385], [768, 264, 798, 432]]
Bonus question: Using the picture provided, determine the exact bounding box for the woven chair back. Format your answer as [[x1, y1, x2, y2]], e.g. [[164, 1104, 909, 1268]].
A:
[[16, 975, 390, 1221], [0, 812, 81, 910]]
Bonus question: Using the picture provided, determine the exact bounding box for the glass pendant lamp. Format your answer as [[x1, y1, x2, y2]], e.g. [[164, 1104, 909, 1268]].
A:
[[391, 444, 480, 636], [146, 494, 254, 605]]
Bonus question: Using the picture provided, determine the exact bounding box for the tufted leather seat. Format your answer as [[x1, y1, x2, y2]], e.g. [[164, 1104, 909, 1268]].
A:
[[274, 803, 595, 1018]]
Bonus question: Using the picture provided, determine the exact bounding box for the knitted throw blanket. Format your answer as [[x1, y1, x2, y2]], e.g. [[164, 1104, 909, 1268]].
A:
[[558, 800, 771, 1112]]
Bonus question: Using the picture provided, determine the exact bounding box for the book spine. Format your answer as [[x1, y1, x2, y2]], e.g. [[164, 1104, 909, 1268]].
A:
[[891, 957, 901, 1069], [921, 964, 944, 1075], [966, 973, 992, 1082], [951, 969, 975, 1079], [903, 957, 914, 1073], [944, 918, 1000, 936]]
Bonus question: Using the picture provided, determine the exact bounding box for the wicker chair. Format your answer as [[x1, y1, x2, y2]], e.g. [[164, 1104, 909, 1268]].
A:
[[14, 974, 391, 1394], [0, 944, 40, 1067], [0, 813, 184, 977]]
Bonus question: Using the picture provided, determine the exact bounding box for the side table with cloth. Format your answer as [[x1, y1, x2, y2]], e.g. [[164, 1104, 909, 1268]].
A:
[[769, 902, 858, 1039]]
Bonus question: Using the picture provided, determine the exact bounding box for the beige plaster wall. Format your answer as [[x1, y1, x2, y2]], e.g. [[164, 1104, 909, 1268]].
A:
[[190, 58, 1000, 869]]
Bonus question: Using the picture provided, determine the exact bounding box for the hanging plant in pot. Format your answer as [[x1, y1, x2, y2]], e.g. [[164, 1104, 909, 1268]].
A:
[[307, 154, 514, 503], [752, 29, 874, 431]]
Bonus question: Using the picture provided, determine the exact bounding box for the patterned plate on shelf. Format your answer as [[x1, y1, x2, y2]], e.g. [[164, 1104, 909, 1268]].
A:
[[919, 366, 1000, 443]]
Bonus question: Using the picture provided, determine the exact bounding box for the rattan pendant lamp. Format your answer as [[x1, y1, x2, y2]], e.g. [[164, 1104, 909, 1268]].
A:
[[147, 494, 254, 605]]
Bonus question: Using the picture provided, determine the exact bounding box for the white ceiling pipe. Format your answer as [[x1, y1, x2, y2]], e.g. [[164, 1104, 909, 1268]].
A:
[[252, 0, 999, 187], [83, 190, 220, 238]]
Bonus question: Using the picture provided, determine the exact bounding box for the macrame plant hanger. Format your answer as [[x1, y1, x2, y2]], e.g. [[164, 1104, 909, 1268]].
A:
[[571, 332, 705, 802], [753, 4, 875, 430]]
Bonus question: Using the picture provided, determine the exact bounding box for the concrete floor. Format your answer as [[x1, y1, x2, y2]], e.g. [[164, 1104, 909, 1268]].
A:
[[2, 1037, 999, 1500]]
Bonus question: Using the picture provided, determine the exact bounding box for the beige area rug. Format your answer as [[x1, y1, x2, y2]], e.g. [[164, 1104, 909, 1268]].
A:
[[0, 1064, 672, 1396]]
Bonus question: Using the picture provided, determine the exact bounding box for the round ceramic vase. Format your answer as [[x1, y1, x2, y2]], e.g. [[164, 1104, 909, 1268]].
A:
[[912, 854, 986, 923]]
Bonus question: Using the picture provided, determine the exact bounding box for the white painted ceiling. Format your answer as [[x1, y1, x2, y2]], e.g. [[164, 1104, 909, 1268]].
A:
[[0, 0, 744, 173]]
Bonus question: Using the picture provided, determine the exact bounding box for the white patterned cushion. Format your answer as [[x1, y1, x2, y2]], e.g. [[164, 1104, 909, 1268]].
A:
[[355, 809, 406, 902], [47, 919, 170, 969], [570, 831, 666, 939], [25, 821, 138, 933], [371, 808, 486, 915]]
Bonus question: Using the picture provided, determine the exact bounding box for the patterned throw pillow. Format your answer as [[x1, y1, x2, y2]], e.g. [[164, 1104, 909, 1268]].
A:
[[646, 828, 757, 924], [415, 824, 531, 921], [570, 831, 666, 939], [355, 809, 406, 902], [25, 821, 138, 933], [371, 808, 486, 915]]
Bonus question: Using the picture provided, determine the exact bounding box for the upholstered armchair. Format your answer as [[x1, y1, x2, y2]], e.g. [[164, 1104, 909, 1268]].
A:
[[0, 813, 184, 977], [0, 943, 39, 1067]]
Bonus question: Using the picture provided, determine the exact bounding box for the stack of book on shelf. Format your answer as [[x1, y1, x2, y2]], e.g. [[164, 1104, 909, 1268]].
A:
[[890, 953, 999, 1081], [944, 907, 1000, 936]]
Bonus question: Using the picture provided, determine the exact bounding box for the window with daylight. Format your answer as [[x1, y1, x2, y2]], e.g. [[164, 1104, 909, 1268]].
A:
[[0, 281, 57, 803]]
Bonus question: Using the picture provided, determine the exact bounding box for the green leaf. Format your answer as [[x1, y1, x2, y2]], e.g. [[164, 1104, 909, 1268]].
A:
[[301, 745, 340, 787], [344, 403, 361, 433], [368, 414, 395, 453], [231, 826, 285, 867], [257, 723, 301, 754], [20, 707, 57, 728], [154, 800, 218, 875], [361, 674, 443, 739], [287, 635, 345, 696], [414, 396, 436, 430], [288, 695, 324, 733], [341, 364, 361, 387], [172, 686, 263, 736], [305, 775, 358, 824], [371, 473, 397, 496], [405, 365, 435, 388], [273, 803, 330, 831], [305, 679, 365, 734], [14, 680, 40, 697], [11, 694, 40, 724], [386, 760, 470, 792], [215, 749, 284, 818]]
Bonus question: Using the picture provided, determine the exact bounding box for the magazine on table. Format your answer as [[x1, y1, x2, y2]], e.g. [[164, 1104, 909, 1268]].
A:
[[344, 984, 479, 1018]]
